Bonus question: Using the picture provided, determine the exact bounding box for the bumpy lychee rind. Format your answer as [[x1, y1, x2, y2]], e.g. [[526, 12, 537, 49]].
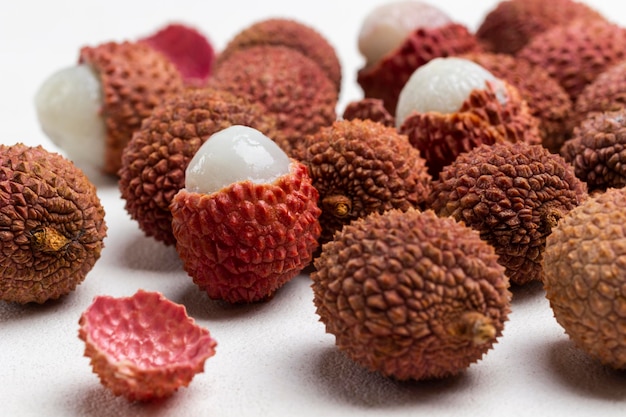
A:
[[216, 18, 341, 92], [210, 45, 337, 159], [170, 161, 321, 304], [463, 52, 573, 153], [300, 119, 431, 244], [517, 19, 626, 102], [561, 110, 626, 192], [544, 188, 626, 369], [399, 81, 541, 178], [0, 144, 107, 304], [574, 60, 626, 129], [476, 0, 605, 55], [342, 98, 395, 127], [79, 41, 184, 175], [428, 142, 587, 285], [357, 23, 481, 115], [78, 290, 217, 401], [118, 88, 278, 246], [312, 208, 510, 381]]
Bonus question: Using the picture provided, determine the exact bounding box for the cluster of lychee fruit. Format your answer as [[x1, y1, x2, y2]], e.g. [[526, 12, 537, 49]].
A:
[[4, 0, 626, 402]]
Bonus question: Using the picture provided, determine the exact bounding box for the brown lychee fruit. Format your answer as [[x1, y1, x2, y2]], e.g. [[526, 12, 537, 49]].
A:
[[216, 17, 341, 92], [517, 19, 626, 101], [118, 87, 278, 246], [210, 45, 337, 159], [476, 0, 605, 55], [396, 57, 541, 178], [139, 23, 215, 87], [342, 98, 395, 128], [573, 60, 626, 129], [78, 290, 217, 401], [561, 109, 626, 192], [462, 51, 573, 153], [428, 141, 587, 285], [35, 41, 185, 176], [357, 21, 481, 115], [300, 118, 431, 244], [0, 144, 107, 304], [170, 125, 321, 304], [312, 208, 511, 381], [543, 187, 626, 369]]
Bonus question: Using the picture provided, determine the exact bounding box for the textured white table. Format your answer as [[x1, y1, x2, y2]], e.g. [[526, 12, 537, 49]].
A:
[[2, 0, 625, 416]]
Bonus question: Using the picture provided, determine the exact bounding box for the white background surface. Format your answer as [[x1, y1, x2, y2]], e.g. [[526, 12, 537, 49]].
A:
[[2, 0, 626, 416]]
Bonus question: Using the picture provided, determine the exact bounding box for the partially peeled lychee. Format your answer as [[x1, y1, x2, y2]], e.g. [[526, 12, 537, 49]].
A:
[[78, 290, 217, 401], [170, 125, 321, 303]]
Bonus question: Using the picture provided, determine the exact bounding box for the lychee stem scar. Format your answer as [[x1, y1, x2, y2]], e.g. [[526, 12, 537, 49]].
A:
[[448, 311, 496, 345], [322, 195, 352, 218], [31, 227, 70, 252]]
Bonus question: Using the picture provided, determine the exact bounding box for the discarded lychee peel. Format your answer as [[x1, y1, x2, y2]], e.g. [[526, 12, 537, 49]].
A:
[[171, 161, 321, 304], [78, 290, 217, 402]]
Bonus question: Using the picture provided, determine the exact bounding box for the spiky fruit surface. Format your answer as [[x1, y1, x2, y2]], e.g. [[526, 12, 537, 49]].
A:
[[139, 23, 215, 86], [463, 51, 573, 153], [342, 98, 395, 127], [0, 144, 106, 304], [171, 126, 320, 304], [428, 142, 587, 285], [79, 41, 184, 175], [476, 0, 605, 55], [357, 23, 481, 115], [300, 119, 431, 244], [561, 110, 626, 192], [312, 208, 510, 380], [210, 45, 337, 159], [118, 88, 277, 245], [574, 60, 626, 129], [544, 188, 626, 369], [396, 58, 541, 178], [78, 290, 217, 401], [517, 19, 626, 101], [216, 18, 341, 92]]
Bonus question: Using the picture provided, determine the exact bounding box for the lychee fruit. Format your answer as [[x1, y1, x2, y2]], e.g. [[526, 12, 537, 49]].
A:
[[428, 141, 587, 285], [312, 208, 511, 381], [35, 40, 184, 175], [78, 289, 217, 401], [170, 125, 321, 304], [118, 87, 278, 246], [543, 187, 626, 369], [342, 98, 395, 127], [0, 143, 107, 304]]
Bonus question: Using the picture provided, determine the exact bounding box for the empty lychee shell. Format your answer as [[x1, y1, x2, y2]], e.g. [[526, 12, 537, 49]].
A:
[[476, 0, 605, 55], [139, 23, 215, 86], [210, 45, 337, 159], [517, 19, 626, 101], [462, 51, 573, 153], [342, 98, 395, 127], [357, 22, 481, 114], [574, 60, 626, 129], [396, 57, 541, 178], [216, 18, 341, 92], [78, 290, 217, 401], [170, 126, 321, 304]]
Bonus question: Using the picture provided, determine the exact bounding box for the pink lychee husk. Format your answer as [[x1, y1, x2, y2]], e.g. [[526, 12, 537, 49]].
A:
[[78, 290, 217, 402], [139, 23, 215, 87], [357, 23, 482, 115], [170, 161, 321, 304]]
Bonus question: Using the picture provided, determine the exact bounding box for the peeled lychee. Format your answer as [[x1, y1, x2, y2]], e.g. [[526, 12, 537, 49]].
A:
[[312, 208, 510, 380], [35, 41, 184, 175], [170, 125, 321, 304], [78, 290, 217, 401], [0, 144, 107, 304]]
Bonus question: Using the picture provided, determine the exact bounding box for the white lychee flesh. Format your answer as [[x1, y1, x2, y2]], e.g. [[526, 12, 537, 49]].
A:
[[395, 57, 508, 127], [185, 125, 292, 195], [358, 0, 452, 66], [34, 64, 106, 169]]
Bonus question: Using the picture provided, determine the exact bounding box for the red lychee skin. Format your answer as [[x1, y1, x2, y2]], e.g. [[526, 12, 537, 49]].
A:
[[79, 41, 184, 175], [170, 162, 321, 304], [342, 98, 395, 127], [78, 290, 217, 402], [357, 23, 481, 115], [139, 23, 215, 87]]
